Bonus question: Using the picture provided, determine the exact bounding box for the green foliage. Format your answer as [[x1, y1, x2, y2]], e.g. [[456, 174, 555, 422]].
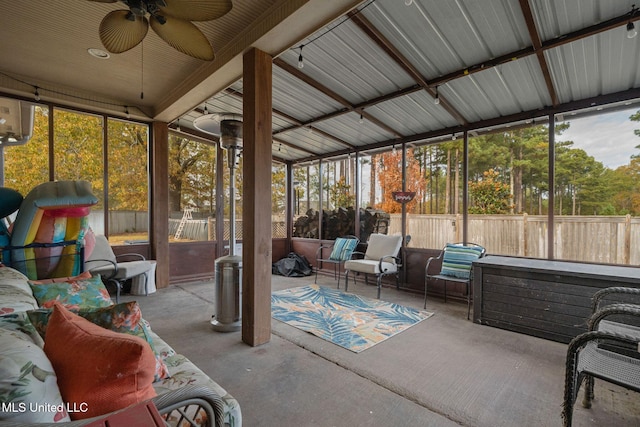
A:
[[329, 176, 355, 208], [4, 108, 150, 213], [107, 119, 148, 211], [468, 169, 514, 214], [168, 134, 216, 214], [3, 106, 49, 195]]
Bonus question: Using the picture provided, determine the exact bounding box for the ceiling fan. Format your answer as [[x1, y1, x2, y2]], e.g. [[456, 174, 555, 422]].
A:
[[88, 0, 233, 60]]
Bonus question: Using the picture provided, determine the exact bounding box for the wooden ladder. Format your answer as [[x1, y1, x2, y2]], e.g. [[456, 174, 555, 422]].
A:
[[174, 208, 193, 239]]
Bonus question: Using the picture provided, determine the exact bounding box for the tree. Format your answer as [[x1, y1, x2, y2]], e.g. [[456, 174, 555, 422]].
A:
[[272, 164, 286, 215], [168, 135, 216, 214], [468, 169, 514, 214], [375, 148, 422, 213], [328, 176, 355, 208], [107, 119, 148, 211], [4, 106, 49, 195], [53, 109, 104, 209]]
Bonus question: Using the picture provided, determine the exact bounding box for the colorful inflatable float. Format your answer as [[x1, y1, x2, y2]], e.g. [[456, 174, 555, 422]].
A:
[[2, 180, 98, 280]]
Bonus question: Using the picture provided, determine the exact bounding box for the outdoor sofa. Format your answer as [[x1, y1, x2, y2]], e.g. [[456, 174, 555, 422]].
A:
[[0, 265, 241, 426]]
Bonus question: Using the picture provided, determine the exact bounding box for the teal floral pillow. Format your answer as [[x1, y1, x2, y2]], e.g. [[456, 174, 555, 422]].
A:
[[28, 274, 113, 310], [27, 302, 169, 382], [0, 327, 71, 423]]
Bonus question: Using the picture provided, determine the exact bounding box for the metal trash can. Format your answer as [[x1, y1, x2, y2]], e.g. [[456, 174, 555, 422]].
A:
[[210, 254, 242, 332]]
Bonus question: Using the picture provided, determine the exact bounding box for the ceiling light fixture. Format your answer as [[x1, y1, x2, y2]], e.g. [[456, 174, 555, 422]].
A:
[[434, 86, 440, 105], [298, 45, 305, 69], [204, 105, 209, 115], [87, 48, 110, 59], [34, 87, 40, 102], [359, 113, 364, 124]]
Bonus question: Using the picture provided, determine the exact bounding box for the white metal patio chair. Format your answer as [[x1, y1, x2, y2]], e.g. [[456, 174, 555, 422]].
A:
[[85, 234, 156, 303], [343, 233, 404, 299]]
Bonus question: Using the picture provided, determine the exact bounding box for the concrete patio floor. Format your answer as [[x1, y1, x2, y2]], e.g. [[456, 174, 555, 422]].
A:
[[123, 274, 640, 426]]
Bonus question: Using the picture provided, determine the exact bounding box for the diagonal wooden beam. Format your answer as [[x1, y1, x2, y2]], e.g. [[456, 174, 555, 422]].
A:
[[348, 10, 468, 126], [224, 88, 356, 150], [274, 57, 403, 138], [518, 0, 559, 106]]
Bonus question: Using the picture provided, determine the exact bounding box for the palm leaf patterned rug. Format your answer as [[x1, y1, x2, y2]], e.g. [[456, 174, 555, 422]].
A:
[[271, 284, 434, 353]]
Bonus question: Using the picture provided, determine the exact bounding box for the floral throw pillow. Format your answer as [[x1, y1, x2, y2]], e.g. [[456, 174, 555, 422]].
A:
[[27, 302, 169, 382], [0, 327, 71, 423], [28, 274, 113, 310]]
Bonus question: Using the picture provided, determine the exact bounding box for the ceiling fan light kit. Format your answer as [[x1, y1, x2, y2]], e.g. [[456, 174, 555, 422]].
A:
[[90, 0, 233, 60]]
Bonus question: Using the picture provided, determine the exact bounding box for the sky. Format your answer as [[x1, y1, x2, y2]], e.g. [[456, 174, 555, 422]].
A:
[[557, 107, 640, 169]]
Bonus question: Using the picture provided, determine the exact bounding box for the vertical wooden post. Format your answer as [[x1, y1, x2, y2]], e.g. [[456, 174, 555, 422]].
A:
[[242, 48, 272, 346], [150, 122, 170, 289]]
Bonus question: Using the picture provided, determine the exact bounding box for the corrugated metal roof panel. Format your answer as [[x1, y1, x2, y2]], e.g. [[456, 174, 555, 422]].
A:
[[443, 55, 550, 122], [546, 27, 640, 104], [531, 0, 631, 42], [272, 67, 344, 121], [278, 20, 414, 105], [277, 127, 349, 154], [366, 91, 460, 135], [312, 112, 395, 147], [179, 0, 640, 162], [272, 142, 312, 161], [362, 0, 530, 78]]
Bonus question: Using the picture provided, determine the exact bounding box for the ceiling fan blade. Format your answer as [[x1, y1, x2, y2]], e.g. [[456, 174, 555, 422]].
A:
[[99, 10, 149, 53], [150, 16, 214, 60], [159, 0, 233, 21]]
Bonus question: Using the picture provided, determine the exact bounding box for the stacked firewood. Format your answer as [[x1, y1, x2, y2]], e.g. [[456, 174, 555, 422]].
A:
[[293, 207, 389, 241]]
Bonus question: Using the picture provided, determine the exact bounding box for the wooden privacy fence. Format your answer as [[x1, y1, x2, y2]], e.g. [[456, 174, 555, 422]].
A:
[[92, 210, 639, 265], [389, 213, 640, 265]]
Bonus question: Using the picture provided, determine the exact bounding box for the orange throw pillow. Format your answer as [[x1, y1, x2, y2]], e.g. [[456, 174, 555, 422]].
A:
[[44, 303, 157, 420]]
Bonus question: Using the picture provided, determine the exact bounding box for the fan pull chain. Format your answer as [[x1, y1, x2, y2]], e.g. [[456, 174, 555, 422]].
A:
[[140, 41, 144, 100]]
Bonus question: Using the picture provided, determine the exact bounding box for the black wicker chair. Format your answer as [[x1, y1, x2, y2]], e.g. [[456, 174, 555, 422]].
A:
[[561, 301, 640, 426]]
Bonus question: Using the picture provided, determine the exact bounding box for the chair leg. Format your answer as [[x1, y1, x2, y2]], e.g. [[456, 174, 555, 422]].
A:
[[108, 279, 121, 304], [315, 264, 319, 284], [466, 282, 471, 320], [582, 376, 594, 408], [344, 270, 349, 292], [562, 349, 584, 427], [444, 280, 448, 303], [424, 277, 428, 309], [376, 275, 382, 299], [144, 273, 149, 296], [336, 265, 341, 289]]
